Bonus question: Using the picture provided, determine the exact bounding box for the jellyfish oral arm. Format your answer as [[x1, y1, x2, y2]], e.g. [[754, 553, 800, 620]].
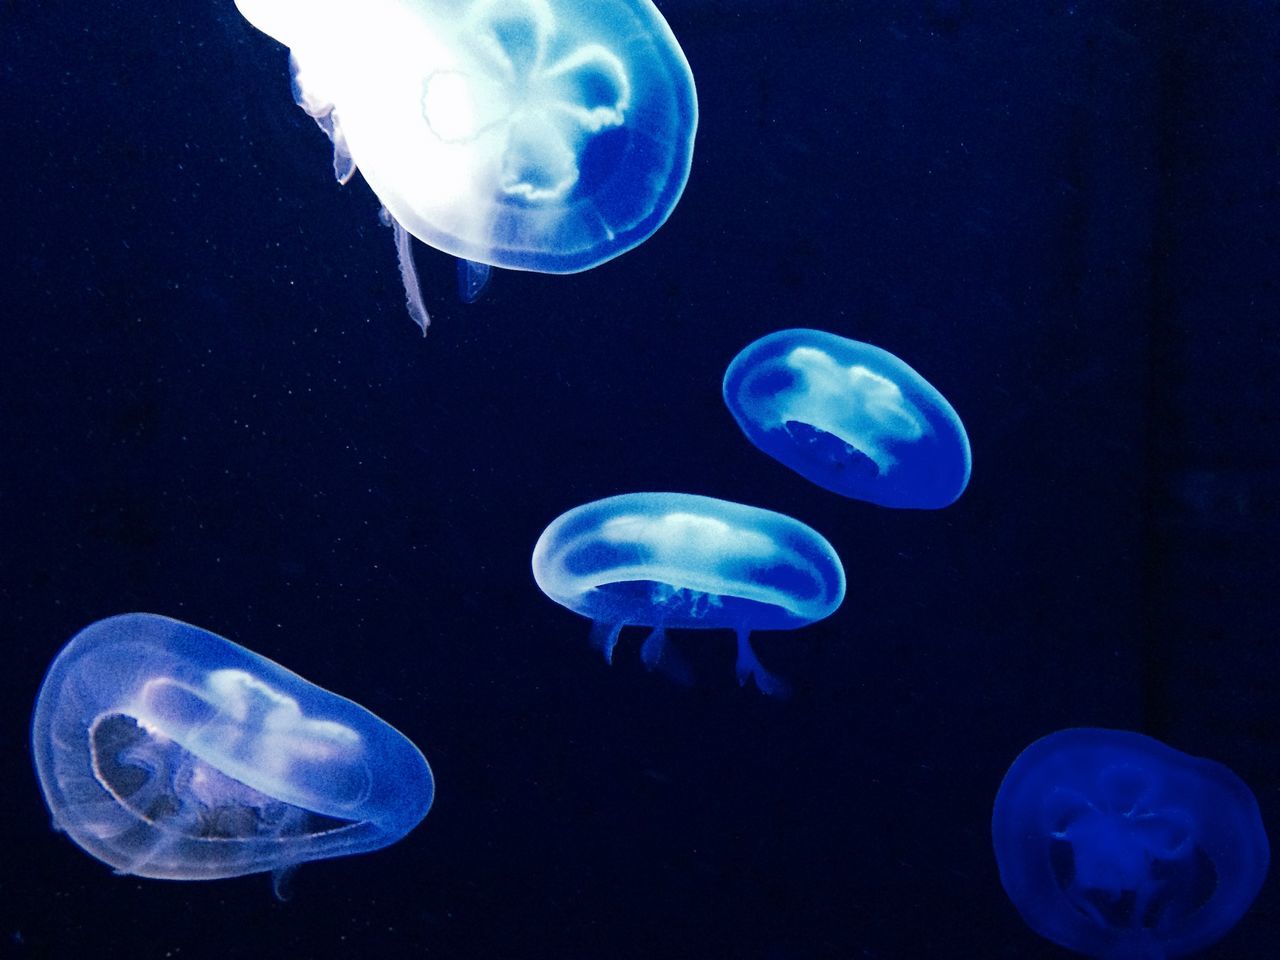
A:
[[383, 210, 431, 335], [588, 619, 625, 663], [637, 624, 693, 686], [733, 628, 790, 698], [457, 259, 492, 303], [290, 53, 356, 185]]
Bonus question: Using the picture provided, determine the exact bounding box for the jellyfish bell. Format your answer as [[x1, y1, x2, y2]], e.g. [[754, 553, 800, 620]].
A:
[[723, 329, 972, 509], [31, 613, 434, 883], [234, 0, 698, 331], [532, 492, 846, 696], [993, 728, 1270, 959]]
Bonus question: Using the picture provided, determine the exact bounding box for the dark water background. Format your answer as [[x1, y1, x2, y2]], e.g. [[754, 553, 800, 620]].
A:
[[2, 1, 1278, 957]]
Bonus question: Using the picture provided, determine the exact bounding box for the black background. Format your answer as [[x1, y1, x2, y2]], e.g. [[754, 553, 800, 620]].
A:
[[2, 1, 1277, 957]]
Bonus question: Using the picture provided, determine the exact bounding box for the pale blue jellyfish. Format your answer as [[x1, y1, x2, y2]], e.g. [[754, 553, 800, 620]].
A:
[[234, 0, 698, 331], [31, 613, 434, 883], [723, 329, 971, 508], [993, 728, 1269, 960], [532, 492, 846, 696]]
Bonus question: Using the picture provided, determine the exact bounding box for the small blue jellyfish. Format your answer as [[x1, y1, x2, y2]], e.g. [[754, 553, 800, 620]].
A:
[[993, 728, 1269, 960], [531, 492, 846, 696], [31, 614, 434, 884], [234, 0, 698, 331], [723, 328, 971, 508]]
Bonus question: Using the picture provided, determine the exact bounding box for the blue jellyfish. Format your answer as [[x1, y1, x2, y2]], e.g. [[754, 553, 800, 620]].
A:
[[234, 0, 698, 331], [723, 329, 971, 508], [992, 728, 1269, 960], [531, 492, 846, 696], [31, 614, 434, 884]]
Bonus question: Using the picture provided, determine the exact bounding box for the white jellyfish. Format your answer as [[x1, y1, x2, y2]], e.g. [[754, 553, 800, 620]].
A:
[[234, 0, 699, 331]]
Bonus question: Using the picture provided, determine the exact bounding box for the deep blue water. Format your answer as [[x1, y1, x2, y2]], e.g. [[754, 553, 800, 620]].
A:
[[2, 1, 1278, 957]]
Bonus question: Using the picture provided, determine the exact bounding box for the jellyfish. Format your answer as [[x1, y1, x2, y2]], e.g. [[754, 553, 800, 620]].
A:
[[722, 328, 971, 508], [31, 613, 434, 886], [992, 728, 1269, 960], [531, 492, 846, 696], [233, 0, 698, 331]]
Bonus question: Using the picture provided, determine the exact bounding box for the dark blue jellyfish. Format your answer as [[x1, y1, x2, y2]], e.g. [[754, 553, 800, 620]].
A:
[[992, 728, 1269, 959], [531, 492, 846, 696], [31, 614, 434, 884], [234, 0, 698, 331], [723, 328, 971, 508]]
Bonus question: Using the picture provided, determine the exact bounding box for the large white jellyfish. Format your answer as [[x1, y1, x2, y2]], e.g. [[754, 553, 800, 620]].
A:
[[234, 0, 699, 330]]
